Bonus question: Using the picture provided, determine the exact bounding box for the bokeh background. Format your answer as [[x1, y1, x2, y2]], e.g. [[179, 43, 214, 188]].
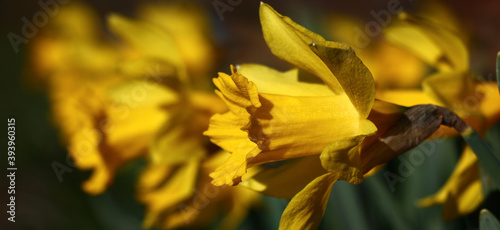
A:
[[1, 0, 500, 229]]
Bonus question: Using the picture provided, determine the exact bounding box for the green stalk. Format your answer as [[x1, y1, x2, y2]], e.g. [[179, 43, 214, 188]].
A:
[[462, 127, 500, 187]]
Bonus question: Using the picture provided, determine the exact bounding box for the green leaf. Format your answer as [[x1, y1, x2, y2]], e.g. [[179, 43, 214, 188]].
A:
[[261, 195, 288, 230], [480, 166, 500, 197], [486, 122, 500, 159], [480, 209, 500, 230], [462, 128, 500, 187], [365, 175, 411, 230], [401, 139, 460, 230], [483, 123, 500, 195], [325, 181, 370, 230]]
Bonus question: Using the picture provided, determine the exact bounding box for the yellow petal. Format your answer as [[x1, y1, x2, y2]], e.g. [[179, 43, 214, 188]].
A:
[[105, 103, 169, 159], [212, 69, 261, 115], [384, 24, 440, 69], [155, 177, 259, 229], [107, 14, 188, 81], [48, 1, 101, 40], [376, 89, 442, 107], [136, 164, 174, 191], [137, 2, 214, 77], [189, 91, 228, 116], [149, 151, 258, 229], [68, 125, 109, 195], [476, 82, 500, 128], [386, 13, 468, 72], [107, 78, 179, 106], [89, 102, 168, 193], [311, 42, 375, 118], [235, 64, 333, 96], [205, 113, 261, 186], [139, 160, 199, 227], [116, 57, 177, 81], [81, 163, 110, 195], [208, 144, 260, 186], [279, 173, 337, 230], [422, 71, 476, 115], [260, 4, 376, 117], [320, 134, 370, 184], [417, 1, 463, 38], [49, 75, 111, 194], [205, 112, 258, 156], [417, 147, 483, 220], [59, 78, 173, 194], [203, 152, 260, 230], [259, 3, 342, 94], [441, 178, 482, 221], [368, 41, 426, 89], [240, 156, 328, 199], [106, 80, 174, 164], [31, 2, 118, 82], [149, 109, 206, 164]]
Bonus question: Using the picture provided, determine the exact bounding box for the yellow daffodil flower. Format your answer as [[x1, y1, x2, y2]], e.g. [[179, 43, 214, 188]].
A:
[[206, 3, 378, 186], [377, 12, 500, 220], [32, 2, 259, 229], [204, 3, 459, 229], [30, 2, 176, 195]]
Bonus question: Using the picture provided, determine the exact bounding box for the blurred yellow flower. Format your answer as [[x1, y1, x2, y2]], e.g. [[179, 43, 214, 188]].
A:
[[137, 150, 259, 229], [107, 2, 260, 229], [30, 2, 176, 195], [325, 14, 427, 89], [375, 12, 500, 220], [31, 3, 259, 229], [29, 2, 116, 83], [136, 2, 216, 81], [418, 147, 483, 220]]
